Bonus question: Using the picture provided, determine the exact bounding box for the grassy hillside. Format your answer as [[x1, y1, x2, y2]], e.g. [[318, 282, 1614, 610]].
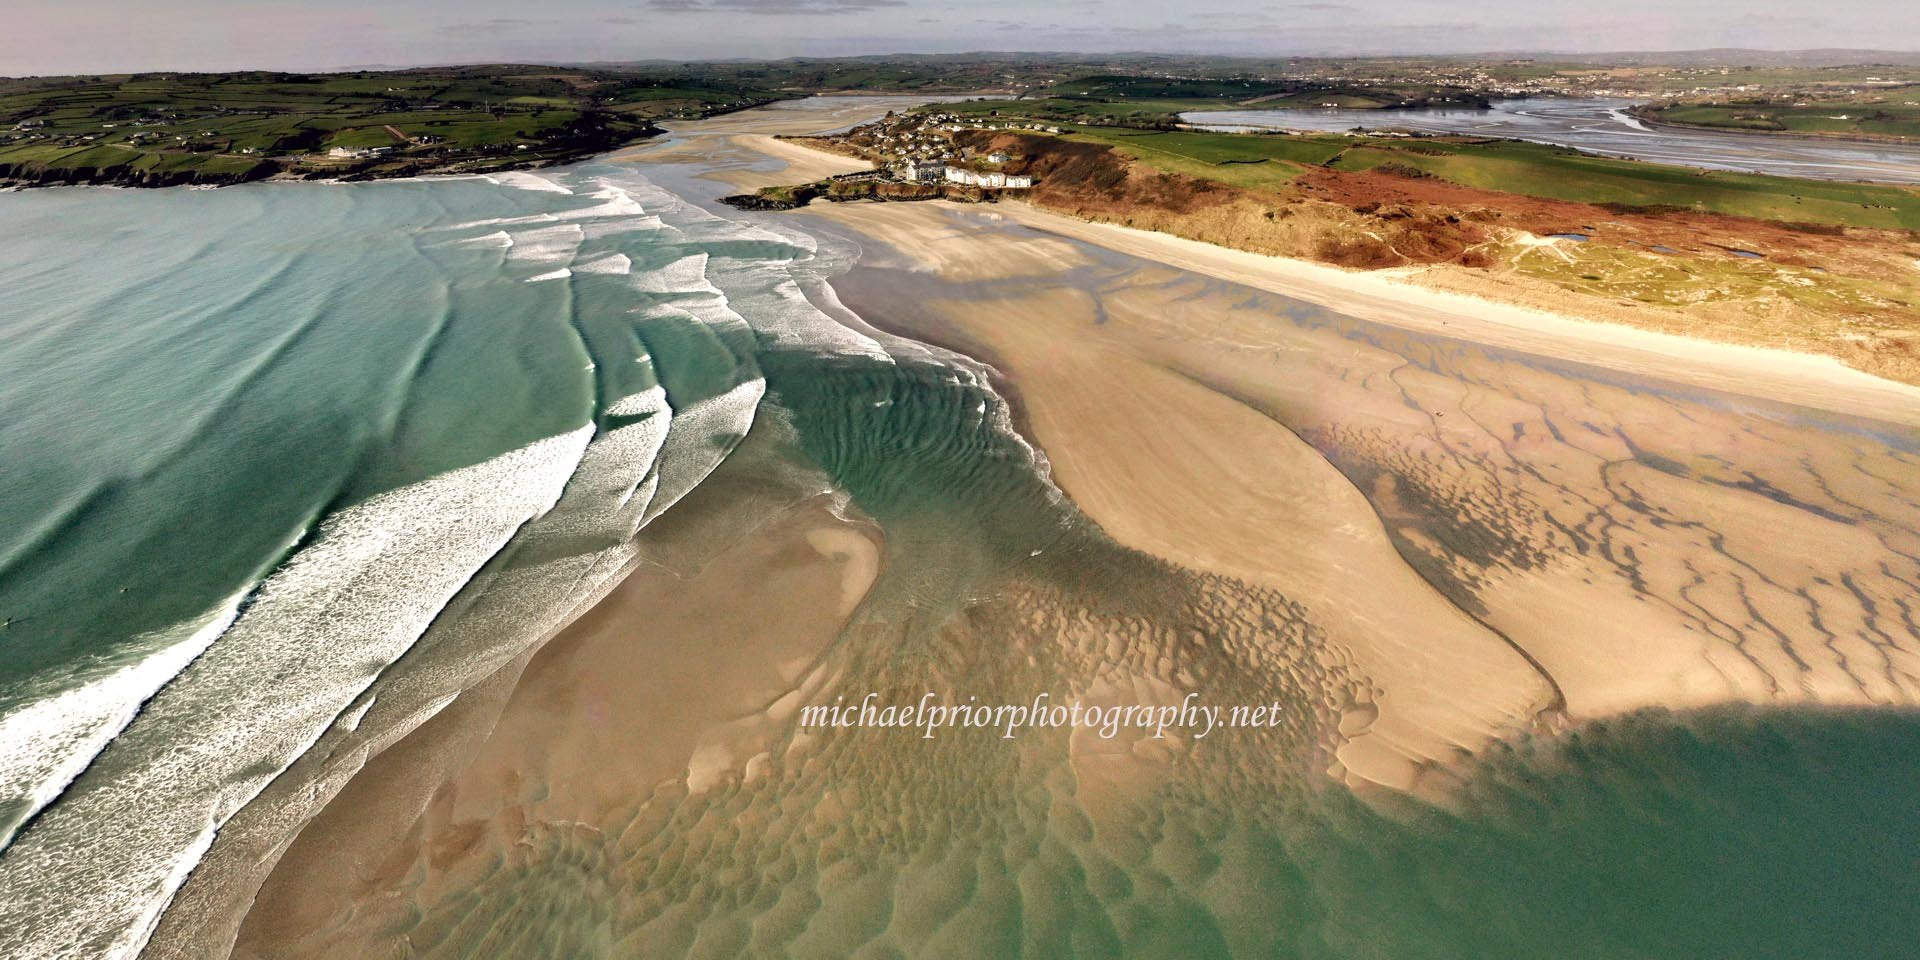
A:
[[1328, 139, 1920, 231], [1059, 128, 1350, 190], [0, 66, 780, 186], [948, 124, 1920, 384], [1044, 126, 1920, 231]]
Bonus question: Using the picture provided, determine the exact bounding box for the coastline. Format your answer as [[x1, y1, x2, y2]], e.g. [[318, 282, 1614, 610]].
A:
[[1626, 104, 1920, 148], [766, 134, 1920, 426], [0, 95, 830, 192], [991, 200, 1920, 428], [796, 182, 1920, 734], [158, 94, 1920, 960], [0, 130, 667, 191]]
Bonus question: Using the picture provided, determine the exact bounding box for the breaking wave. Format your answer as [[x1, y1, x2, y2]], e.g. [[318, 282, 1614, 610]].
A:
[[0, 160, 942, 960]]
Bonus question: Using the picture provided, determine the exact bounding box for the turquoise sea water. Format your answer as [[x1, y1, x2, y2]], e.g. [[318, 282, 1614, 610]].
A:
[[2, 125, 1919, 959], [0, 160, 879, 956]]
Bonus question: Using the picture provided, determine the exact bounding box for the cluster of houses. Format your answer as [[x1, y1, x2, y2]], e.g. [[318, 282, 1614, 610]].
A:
[[945, 167, 1033, 189], [892, 160, 1033, 189], [846, 110, 1042, 191]]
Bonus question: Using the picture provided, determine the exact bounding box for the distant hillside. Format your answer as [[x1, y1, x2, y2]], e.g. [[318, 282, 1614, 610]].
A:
[[1484, 49, 1920, 68]]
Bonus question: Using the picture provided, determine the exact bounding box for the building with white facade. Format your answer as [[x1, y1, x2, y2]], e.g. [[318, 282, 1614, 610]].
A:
[[943, 167, 1033, 189], [896, 160, 948, 182]]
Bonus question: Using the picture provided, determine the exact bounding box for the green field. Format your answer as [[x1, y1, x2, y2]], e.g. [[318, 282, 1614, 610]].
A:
[[1043, 74, 1491, 110], [1060, 127, 1351, 189], [934, 97, 1204, 129], [932, 95, 1379, 131], [1644, 97, 1920, 141], [930, 76, 1496, 131], [1010, 121, 1920, 230], [1327, 138, 1920, 230], [0, 67, 781, 185], [1044, 75, 1294, 101]]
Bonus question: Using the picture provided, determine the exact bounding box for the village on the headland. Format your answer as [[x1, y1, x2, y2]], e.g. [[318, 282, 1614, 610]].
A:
[[720, 107, 1046, 210], [840, 108, 1045, 189]]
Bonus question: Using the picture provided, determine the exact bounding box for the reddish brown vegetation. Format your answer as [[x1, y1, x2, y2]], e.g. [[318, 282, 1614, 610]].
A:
[[1289, 165, 1914, 281], [822, 124, 1920, 382]]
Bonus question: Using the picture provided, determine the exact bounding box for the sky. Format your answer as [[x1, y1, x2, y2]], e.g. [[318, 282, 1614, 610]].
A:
[[5, 0, 1917, 76]]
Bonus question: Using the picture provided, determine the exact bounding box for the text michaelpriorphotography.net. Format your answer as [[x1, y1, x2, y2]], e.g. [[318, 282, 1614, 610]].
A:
[[800, 692, 1291, 739], [3, 3, 1920, 960]]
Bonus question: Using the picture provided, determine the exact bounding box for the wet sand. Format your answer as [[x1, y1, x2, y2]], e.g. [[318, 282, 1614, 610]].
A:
[[608, 95, 919, 193], [236, 503, 883, 957], [966, 203, 1920, 428], [227, 426, 888, 958], [209, 99, 1920, 960], [805, 196, 1920, 732]]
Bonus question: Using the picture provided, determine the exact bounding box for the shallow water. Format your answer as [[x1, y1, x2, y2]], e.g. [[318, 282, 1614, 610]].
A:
[[0, 156, 867, 957], [1188, 96, 1920, 184], [3, 98, 1920, 960]]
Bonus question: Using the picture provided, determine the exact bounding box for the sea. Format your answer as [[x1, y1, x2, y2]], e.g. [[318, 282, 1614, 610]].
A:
[[0, 154, 922, 955], [2, 107, 1919, 960]]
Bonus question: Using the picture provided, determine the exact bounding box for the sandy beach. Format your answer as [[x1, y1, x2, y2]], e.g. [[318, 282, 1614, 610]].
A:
[[226, 422, 889, 959], [917, 200, 1920, 428], [607, 95, 908, 193], [803, 193, 1920, 731], [193, 98, 1920, 960]]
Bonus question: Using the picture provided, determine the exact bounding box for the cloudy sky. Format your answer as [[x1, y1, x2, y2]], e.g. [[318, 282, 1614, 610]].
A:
[[5, 0, 1915, 76]]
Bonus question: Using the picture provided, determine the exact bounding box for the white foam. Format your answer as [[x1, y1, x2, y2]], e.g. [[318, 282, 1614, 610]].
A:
[[634, 252, 719, 297], [487, 171, 574, 195], [525, 267, 572, 283], [603, 383, 667, 420], [463, 230, 514, 249], [575, 253, 632, 276], [578, 216, 665, 241], [0, 426, 595, 960], [699, 231, 890, 361], [0, 155, 1001, 960], [556, 182, 649, 221], [446, 212, 559, 230], [641, 377, 765, 526], [139, 398, 687, 960], [505, 223, 584, 264], [0, 595, 241, 852]]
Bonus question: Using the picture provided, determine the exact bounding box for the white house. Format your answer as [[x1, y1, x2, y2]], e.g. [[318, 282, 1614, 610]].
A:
[[944, 168, 1033, 189], [896, 160, 947, 182]]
